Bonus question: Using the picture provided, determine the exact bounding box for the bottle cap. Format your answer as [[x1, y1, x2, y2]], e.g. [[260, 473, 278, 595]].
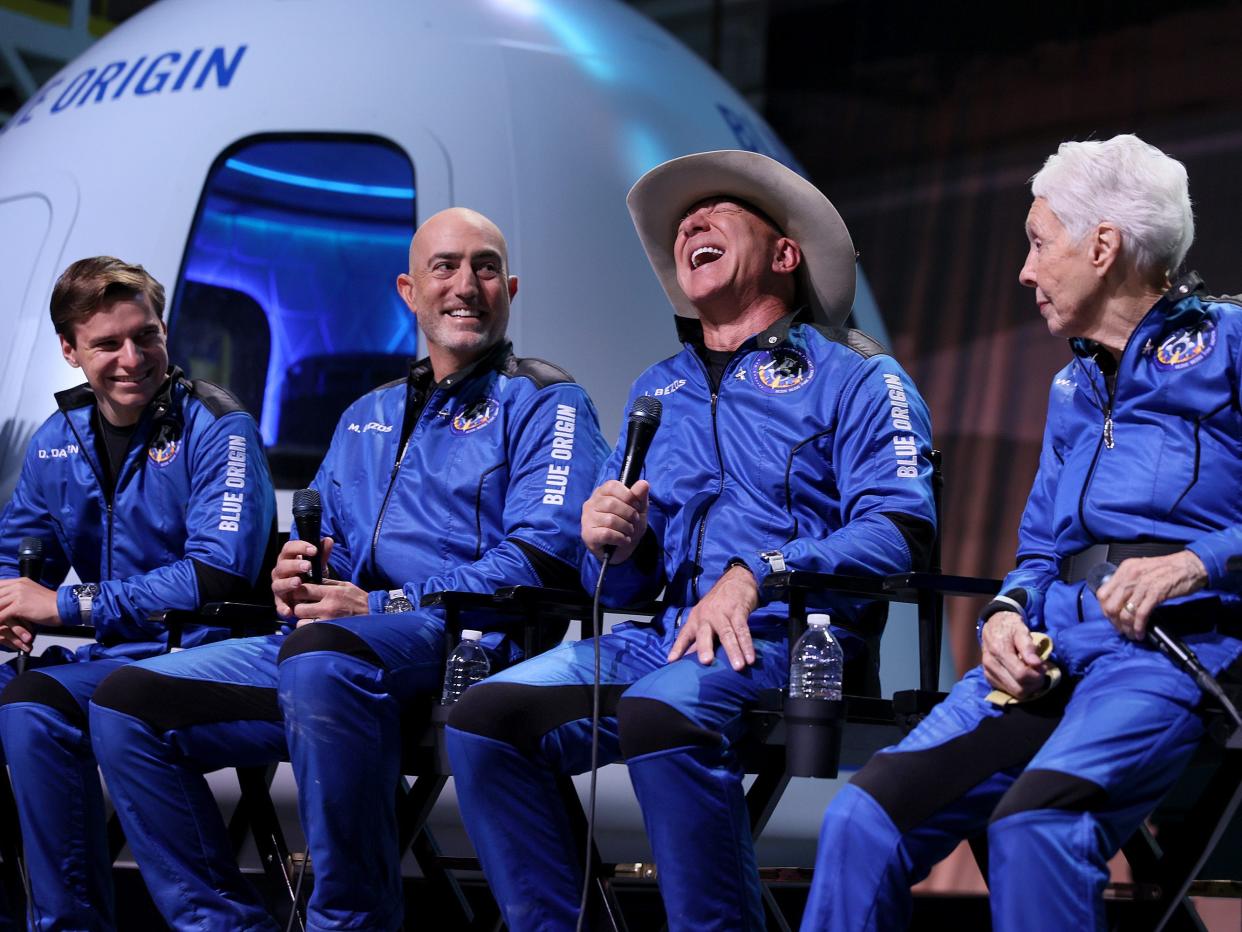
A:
[[462, 629, 483, 641], [807, 613, 831, 627]]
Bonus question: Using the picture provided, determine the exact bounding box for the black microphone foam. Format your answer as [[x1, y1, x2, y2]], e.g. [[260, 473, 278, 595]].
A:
[[292, 488, 323, 584], [617, 395, 662, 489], [18, 537, 43, 581], [603, 397, 662, 563], [16, 538, 44, 665]]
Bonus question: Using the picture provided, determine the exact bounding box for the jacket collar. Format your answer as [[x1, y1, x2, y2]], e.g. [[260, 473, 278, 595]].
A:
[[55, 364, 185, 429], [422, 340, 512, 392], [675, 306, 811, 351], [1069, 272, 1208, 365]]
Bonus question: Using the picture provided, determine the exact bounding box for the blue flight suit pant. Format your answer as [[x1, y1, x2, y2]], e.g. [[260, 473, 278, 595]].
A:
[[801, 640, 1215, 932], [89, 610, 446, 932], [0, 654, 130, 932], [445, 618, 806, 932]]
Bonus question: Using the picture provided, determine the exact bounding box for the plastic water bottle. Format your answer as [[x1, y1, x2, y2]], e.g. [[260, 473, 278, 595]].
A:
[[788, 614, 843, 700], [440, 629, 490, 705]]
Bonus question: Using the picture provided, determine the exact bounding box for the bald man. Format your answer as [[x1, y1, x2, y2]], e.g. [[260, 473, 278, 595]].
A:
[[89, 209, 608, 932]]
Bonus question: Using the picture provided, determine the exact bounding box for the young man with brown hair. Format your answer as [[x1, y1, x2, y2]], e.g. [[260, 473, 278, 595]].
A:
[[0, 256, 275, 930]]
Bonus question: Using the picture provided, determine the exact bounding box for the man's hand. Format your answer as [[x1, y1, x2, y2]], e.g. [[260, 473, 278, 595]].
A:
[[1096, 551, 1208, 640], [981, 612, 1046, 700], [273, 537, 337, 618], [0, 578, 60, 651], [290, 580, 370, 626], [668, 565, 759, 671], [581, 479, 649, 565]]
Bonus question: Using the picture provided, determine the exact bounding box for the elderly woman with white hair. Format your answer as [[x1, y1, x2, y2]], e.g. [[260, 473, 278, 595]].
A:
[[802, 134, 1242, 931]]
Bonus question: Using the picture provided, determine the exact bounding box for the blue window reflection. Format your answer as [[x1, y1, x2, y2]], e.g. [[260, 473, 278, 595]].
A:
[[169, 136, 417, 486]]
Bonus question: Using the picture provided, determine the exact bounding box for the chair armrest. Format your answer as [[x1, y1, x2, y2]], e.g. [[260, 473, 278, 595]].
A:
[[882, 572, 1003, 598], [150, 602, 280, 646], [493, 585, 592, 616], [418, 590, 502, 613], [762, 569, 1003, 602], [762, 571, 892, 601], [420, 588, 554, 660], [421, 585, 663, 649], [32, 624, 95, 639]]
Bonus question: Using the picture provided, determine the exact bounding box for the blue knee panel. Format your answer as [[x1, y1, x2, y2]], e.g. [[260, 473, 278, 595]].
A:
[[450, 625, 790, 932], [90, 704, 279, 931], [446, 626, 669, 931], [627, 744, 764, 931], [0, 659, 127, 932], [276, 613, 444, 931], [803, 784, 909, 932], [988, 809, 1107, 931], [445, 725, 584, 931], [983, 652, 1206, 930], [618, 637, 789, 931], [89, 638, 285, 931]]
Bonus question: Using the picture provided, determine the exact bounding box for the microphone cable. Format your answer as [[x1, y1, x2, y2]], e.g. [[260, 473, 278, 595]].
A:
[[575, 558, 609, 932], [284, 851, 309, 932], [573, 394, 660, 930], [1088, 562, 1242, 730]]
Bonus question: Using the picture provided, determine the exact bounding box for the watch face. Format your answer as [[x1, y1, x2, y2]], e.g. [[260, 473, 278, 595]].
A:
[[73, 584, 100, 598], [384, 596, 414, 614]]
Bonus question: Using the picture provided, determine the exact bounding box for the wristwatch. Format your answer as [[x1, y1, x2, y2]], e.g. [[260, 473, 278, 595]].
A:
[[71, 583, 100, 624], [760, 550, 787, 573], [383, 589, 414, 614]]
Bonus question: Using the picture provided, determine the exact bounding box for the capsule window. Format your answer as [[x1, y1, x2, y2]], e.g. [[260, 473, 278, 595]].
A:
[[168, 135, 417, 487]]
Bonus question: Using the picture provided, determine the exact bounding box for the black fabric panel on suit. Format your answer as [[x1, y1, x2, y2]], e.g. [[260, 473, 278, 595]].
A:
[[0, 670, 86, 729], [617, 696, 722, 759], [990, 768, 1108, 822], [448, 681, 630, 758], [852, 683, 1074, 834], [91, 665, 281, 731], [276, 621, 383, 667]]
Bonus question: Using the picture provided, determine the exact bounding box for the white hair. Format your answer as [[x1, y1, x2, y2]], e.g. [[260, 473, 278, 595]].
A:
[[1031, 134, 1194, 279]]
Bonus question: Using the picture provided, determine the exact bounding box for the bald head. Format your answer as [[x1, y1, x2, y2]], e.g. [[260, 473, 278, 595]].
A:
[[409, 208, 510, 276], [397, 207, 518, 381]]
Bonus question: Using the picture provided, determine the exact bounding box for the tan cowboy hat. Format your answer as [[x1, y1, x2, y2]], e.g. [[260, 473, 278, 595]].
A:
[[626, 150, 856, 326]]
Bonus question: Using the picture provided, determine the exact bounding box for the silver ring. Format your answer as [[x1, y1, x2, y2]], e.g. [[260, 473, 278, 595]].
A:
[[1124, 601, 1137, 614]]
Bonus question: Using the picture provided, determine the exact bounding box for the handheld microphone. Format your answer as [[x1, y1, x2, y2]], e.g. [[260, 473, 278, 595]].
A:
[[603, 396, 663, 564], [291, 489, 324, 584], [18, 538, 43, 582], [15, 538, 44, 669], [617, 395, 662, 489], [1087, 561, 1242, 728]]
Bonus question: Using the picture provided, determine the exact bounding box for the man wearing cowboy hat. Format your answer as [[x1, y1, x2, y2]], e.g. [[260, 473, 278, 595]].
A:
[[445, 151, 937, 930]]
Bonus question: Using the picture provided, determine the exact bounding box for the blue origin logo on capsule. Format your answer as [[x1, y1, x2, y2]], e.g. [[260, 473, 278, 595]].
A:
[[1, 45, 247, 135]]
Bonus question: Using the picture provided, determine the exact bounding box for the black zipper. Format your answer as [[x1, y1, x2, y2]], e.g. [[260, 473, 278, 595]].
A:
[[370, 388, 434, 569], [63, 409, 121, 580], [688, 349, 740, 602], [1075, 320, 1148, 539]]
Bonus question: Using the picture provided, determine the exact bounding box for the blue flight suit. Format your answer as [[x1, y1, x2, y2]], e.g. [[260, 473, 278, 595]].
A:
[[803, 276, 1242, 931], [89, 346, 607, 932], [0, 370, 275, 931], [446, 310, 937, 931]]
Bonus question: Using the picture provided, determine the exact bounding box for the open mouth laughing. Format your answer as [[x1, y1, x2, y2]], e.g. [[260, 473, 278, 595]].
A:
[[690, 245, 724, 269]]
